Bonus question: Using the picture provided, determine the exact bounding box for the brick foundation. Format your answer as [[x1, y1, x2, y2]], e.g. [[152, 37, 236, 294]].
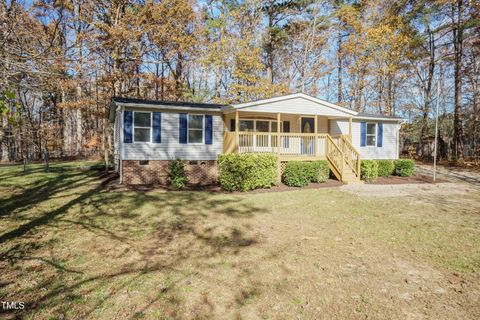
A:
[[122, 160, 218, 185]]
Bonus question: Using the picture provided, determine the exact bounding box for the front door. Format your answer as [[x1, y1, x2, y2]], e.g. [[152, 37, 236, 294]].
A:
[[301, 117, 315, 154], [301, 118, 314, 133]]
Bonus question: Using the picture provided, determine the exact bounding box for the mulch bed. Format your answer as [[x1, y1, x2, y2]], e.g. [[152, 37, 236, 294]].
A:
[[238, 179, 344, 194], [371, 173, 448, 185], [104, 172, 446, 192], [105, 178, 344, 193]]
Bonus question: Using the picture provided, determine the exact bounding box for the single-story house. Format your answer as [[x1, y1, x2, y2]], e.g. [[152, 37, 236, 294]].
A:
[[110, 93, 403, 185]]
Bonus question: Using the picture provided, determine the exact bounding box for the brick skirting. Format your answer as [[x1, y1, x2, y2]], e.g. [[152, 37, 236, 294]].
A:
[[122, 160, 218, 185]]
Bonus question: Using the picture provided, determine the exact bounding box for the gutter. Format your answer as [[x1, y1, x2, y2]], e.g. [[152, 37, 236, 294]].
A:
[[115, 102, 223, 113]]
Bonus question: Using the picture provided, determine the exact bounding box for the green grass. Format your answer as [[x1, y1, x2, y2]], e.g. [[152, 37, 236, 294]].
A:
[[1, 162, 479, 319]]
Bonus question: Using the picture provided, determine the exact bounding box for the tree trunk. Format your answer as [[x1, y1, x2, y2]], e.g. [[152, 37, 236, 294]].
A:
[[1, 117, 9, 162], [337, 33, 343, 103], [419, 28, 435, 156], [452, 0, 464, 160], [266, 8, 274, 84]]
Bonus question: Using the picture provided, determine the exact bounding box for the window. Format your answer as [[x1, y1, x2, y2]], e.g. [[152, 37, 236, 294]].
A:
[[256, 121, 269, 132], [366, 123, 376, 146], [139, 160, 149, 165], [134, 112, 151, 142], [271, 121, 282, 132], [188, 114, 204, 143], [235, 119, 283, 132], [240, 120, 254, 131]]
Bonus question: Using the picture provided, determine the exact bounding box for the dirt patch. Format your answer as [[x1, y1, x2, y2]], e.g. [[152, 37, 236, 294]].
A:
[[237, 179, 344, 194], [372, 173, 448, 185], [416, 164, 480, 188], [340, 182, 476, 198]]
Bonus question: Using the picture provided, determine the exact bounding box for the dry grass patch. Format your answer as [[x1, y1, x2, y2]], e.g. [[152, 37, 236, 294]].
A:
[[1, 163, 479, 319]]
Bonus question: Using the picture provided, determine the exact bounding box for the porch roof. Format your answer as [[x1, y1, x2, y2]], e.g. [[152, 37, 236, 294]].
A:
[[222, 93, 404, 122]]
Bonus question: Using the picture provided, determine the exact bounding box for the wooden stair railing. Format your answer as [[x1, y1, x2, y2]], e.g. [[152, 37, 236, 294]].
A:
[[326, 135, 344, 181], [339, 134, 361, 178]]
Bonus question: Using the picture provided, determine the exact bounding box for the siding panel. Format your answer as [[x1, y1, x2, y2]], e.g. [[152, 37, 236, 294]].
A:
[[330, 119, 399, 159], [123, 111, 223, 160]]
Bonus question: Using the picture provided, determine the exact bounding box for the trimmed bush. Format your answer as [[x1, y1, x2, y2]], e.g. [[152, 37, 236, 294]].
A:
[[309, 160, 330, 183], [360, 160, 379, 182], [376, 160, 395, 177], [282, 162, 310, 187], [218, 153, 278, 191], [282, 160, 330, 187], [394, 159, 415, 177], [168, 159, 187, 189]]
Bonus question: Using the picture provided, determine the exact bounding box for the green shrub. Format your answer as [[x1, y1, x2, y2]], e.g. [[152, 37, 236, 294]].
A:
[[218, 153, 278, 191], [168, 159, 187, 189], [282, 160, 330, 187], [360, 160, 379, 182], [376, 160, 395, 177], [308, 160, 330, 183], [394, 159, 415, 177], [282, 162, 310, 187]]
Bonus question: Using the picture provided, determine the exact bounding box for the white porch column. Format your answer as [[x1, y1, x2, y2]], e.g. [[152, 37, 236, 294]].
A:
[[277, 113, 281, 155], [235, 111, 239, 152], [314, 114, 318, 157]]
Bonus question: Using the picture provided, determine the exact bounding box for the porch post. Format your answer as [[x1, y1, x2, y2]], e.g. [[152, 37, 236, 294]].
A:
[[277, 113, 281, 155], [327, 118, 331, 155], [349, 116, 352, 141], [235, 111, 239, 152], [314, 115, 318, 157]]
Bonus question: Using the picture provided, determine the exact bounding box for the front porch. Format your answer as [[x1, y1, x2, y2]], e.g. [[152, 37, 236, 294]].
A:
[[222, 111, 361, 182]]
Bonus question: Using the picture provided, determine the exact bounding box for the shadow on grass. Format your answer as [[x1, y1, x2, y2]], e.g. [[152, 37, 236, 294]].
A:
[[0, 166, 266, 319]]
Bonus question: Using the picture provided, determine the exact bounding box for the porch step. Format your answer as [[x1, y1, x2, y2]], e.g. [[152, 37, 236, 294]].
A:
[[341, 170, 363, 184]]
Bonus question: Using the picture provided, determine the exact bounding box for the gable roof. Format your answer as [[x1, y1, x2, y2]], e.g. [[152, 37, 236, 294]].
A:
[[225, 93, 403, 121], [226, 92, 357, 116], [111, 94, 404, 122]]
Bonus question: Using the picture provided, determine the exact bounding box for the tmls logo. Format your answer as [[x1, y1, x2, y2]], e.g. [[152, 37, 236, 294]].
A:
[[2, 301, 25, 310]]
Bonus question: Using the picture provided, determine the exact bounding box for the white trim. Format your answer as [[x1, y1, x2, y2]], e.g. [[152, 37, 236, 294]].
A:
[[187, 113, 205, 144], [226, 93, 357, 116], [365, 122, 377, 147], [353, 116, 404, 122], [120, 106, 124, 184], [133, 111, 153, 143], [235, 118, 284, 133], [116, 102, 222, 112], [300, 116, 315, 133], [396, 123, 400, 158]]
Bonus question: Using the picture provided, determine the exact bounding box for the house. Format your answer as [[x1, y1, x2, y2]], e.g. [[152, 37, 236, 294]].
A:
[[110, 93, 403, 185]]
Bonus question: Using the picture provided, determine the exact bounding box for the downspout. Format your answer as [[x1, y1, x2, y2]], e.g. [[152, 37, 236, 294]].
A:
[[119, 105, 124, 184]]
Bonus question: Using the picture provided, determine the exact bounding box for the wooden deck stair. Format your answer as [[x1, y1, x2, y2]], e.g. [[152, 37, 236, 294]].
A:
[[326, 135, 362, 184]]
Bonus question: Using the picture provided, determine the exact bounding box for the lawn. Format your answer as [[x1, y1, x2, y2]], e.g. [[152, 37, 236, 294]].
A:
[[1, 162, 479, 319]]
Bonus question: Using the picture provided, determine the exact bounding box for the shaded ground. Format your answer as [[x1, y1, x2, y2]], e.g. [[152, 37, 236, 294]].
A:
[[1, 163, 479, 319], [416, 163, 480, 188]]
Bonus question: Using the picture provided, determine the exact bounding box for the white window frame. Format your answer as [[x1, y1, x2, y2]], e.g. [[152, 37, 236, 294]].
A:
[[133, 111, 152, 143], [237, 119, 283, 133], [188, 114, 204, 144], [236, 119, 284, 149], [366, 122, 377, 147]]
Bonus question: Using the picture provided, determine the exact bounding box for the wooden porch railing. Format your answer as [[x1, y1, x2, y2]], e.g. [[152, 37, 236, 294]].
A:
[[225, 132, 329, 158], [223, 131, 361, 182]]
